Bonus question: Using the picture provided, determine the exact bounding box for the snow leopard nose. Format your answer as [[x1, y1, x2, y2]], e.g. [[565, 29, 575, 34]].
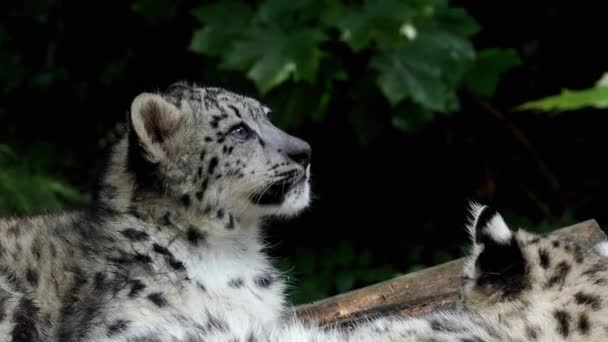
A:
[[285, 137, 311, 168]]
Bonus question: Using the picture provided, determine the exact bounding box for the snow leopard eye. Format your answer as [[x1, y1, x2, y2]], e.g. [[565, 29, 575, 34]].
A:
[[229, 123, 253, 141]]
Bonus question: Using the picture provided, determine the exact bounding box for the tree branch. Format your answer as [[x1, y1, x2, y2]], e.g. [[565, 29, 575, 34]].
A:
[[295, 219, 605, 326]]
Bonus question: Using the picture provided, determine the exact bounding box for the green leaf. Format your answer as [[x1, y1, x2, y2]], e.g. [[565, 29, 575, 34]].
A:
[[256, 0, 324, 26], [189, 1, 253, 56], [371, 43, 451, 111], [517, 86, 608, 112], [432, 6, 480, 37], [222, 25, 324, 93], [464, 48, 521, 97], [322, 0, 414, 51], [391, 104, 436, 132]]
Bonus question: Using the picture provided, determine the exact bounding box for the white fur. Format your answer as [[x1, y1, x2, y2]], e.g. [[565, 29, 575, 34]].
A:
[[483, 214, 512, 244], [595, 241, 608, 257]]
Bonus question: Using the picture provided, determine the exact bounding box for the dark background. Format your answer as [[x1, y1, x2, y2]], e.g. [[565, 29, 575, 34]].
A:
[[2, 1, 607, 304]]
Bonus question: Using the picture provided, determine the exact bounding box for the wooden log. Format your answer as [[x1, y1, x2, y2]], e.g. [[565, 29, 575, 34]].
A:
[[295, 219, 605, 326]]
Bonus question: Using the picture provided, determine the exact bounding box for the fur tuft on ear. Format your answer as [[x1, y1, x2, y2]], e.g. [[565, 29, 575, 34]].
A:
[[130, 93, 183, 157], [594, 241, 608, 257], [467, 203, 512, 245]]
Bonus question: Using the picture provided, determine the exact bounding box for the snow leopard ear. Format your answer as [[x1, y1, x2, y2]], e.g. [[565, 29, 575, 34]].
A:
[[129, 92, 183, 161], [463, 204, 527, 302], [468, 203, 513, 245]]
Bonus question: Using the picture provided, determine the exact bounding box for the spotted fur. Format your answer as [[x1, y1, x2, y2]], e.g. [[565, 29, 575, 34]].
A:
[[1, 82, 607, 341]]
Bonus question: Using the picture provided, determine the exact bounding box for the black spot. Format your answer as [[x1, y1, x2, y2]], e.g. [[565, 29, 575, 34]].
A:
[[574, 292, 602, 310], [121, 228, 149, 241], [200, 178, 209, 194], [553, 240, 560, 247], [546, 261, 571, 288], [128, 279, 146, 297], [228, 105, 241, 118], [153, 244, 171, 256], [528, 237, 540, 244], [226, 215, 235, 230], [217, 137, 225, 143], [147, 292, 168, 307], [94, 272, 105, 290], [180, 194, 191, 207], [200, 150, 206, 160], [204, 136, 213, 142], [208, 157, 219, 175], [206, 314, 228, 333], [162, 212, 171, 225], [578, 313, 590, 335], [430, 319, 460, 333], [217, 209, 224, 219], [26, 268, 38, 286], [168, 259, 185, 271], [210, 115, 224, 128], [583, 263, 608, 277], [107, 320, 130, 337], [197, 282, 207, 292], [228, 278, 244, 288], [8, 225, 20, 236], [31, 244, 41, 260], [254, 273, 273, 288], [134, 253, 152, 264], [573, 244, 585, 263], [195, 191, 204, 201], [222, 145, 228, 154], [539, 249, 550, 269], [197, 167, 203, 178], [258, 137, 266, 147], [187, 226, 206, 246], [11, 297, 40, 341], [553, 310, 570, 338], [525, 326, 538, 340], [152, 244, 185, 271], [227, 146, 233, 155]]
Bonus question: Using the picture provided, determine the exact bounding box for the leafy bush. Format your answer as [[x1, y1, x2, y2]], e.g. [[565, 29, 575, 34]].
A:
[[190, 0, 520, 141], [0, 144, 89, 215]]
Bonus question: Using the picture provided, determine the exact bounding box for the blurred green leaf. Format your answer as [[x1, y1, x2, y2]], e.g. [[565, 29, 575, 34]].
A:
[[464, 48, 521, 97], [371, 43, 452, 110], [188, 0, 514, 141], [322, 0, 414, 51], [0, 144, 89, 215], [392, 103, 436, 132], [190, 1, 253, 56], [221, 25, 324, 93], [517, 83, 608, 112]]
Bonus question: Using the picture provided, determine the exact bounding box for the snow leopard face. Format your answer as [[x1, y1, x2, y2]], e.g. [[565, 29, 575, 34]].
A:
[[127, 81, 312, 220]]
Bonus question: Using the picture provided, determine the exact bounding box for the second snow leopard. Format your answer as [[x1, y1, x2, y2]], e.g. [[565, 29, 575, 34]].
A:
[[1, 82, 608, 341]]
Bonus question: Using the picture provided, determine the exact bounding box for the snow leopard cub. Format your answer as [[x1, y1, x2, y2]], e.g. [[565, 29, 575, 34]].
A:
[[1, 82, 607, 341]]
